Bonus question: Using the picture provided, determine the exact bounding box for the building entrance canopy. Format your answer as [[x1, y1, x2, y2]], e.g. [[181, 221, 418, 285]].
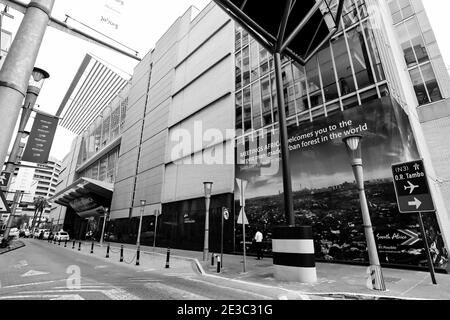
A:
[[214, 0, 345, 65], [49, 178, 113, 219]]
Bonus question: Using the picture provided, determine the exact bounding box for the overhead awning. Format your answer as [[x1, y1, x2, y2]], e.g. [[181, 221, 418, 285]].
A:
[[49, 178, 114, 219], [214, 0, 345, 65]]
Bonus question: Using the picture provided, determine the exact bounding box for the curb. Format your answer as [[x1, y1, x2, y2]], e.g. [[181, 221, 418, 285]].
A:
[[0, 241, 26, 255]]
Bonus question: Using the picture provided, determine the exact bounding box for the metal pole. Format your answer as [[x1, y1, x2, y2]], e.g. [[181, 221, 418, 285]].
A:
[[4, 94, 37, 191], [274, 52, 295, 226], [203, 194, 211, 261], [418, 212, 437, 285], [137, 205, 144, 248], [153, 210, 159, 252], [353, 164, 386, 291], [241, 180, 247, 273], [99, 209, 108, 247], [0, 0, 55, 171], [4, 190, 22, 238], [221, 207, 224, 269]]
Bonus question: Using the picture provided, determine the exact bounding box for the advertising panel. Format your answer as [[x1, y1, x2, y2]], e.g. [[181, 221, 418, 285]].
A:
[[235, 96, 449, 270]]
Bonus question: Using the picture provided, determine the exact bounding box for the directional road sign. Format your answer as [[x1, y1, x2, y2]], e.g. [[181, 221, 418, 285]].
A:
[[0, 172, 11, 188], [392, 160, 435, 213]]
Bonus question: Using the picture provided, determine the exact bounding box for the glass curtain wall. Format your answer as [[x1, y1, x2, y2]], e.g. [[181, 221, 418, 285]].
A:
[[388, 0, 443, 105], [234, 0, 387, 136]]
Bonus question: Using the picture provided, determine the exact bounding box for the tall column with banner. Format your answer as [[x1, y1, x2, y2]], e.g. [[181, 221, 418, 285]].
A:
[[236, 178, 249, 273], [21, 112, 59, 164], [392, 160, 437, 285]]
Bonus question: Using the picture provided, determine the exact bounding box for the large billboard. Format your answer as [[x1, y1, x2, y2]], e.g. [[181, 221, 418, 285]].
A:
[[235, 96, 449, 270]]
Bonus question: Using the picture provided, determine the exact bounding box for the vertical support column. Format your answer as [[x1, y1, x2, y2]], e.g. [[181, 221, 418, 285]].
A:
[[0, 0, 55, 170], [274, 52, 295, 226]]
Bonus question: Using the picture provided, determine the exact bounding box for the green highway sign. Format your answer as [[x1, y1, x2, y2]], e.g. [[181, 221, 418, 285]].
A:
[[392, 160, 435, 213]]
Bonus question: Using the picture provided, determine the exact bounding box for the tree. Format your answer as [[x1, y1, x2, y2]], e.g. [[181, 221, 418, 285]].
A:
[[31, 197, 49, 230]]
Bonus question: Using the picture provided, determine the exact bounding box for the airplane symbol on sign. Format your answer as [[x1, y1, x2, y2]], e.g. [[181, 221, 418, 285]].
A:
[[404, 181, 419, 194], [0, 174, 7, 185]]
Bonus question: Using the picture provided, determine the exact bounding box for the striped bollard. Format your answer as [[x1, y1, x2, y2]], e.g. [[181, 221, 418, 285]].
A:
[[72, 241, 76, 250], [216, 255, 221, 273], [58, 239, 61, 246], [165, 248, 170, 269], [120, 245, 124, 262], [136, 246, 140, 266], [106, 243, 110, 258], [64, 240, 67, 248], [78, 242, 82, 251], [90, 242, 94, 254], [272, 226, 317, 283]]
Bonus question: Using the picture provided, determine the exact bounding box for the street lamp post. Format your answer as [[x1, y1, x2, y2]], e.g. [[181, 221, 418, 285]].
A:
[[343, 135, 386, 291], [100, 208, 109, 247], [4, 67, 50, 191], [137, 200, 146, 248], [0, 0, 55, 173], [153, 209, 160, 252], [203, 182, 213, 262]]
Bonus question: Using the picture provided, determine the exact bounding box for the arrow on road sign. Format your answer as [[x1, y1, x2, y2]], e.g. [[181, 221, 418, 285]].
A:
[[408, 198, 422, 210], [399, 229, 420, 246]]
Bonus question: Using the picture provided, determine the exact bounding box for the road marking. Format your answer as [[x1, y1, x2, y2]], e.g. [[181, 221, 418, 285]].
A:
[[94, 266, 109, 269], [186, 278, 272, 300], [102, 288, 141, 300], [145, 283, 209, 300], [0, 294, 85, 300], [18, 288, 141, 300], [13, 260, 29, 269], [1, 279, 66, 289], [21, 270, 50, 277]]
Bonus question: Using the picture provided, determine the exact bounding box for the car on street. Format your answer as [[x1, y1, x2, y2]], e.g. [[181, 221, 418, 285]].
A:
[[54, 231, 70, 242], [19, 229, 31, 238], [42, 230, 52, 240], [9, 228, 20, 239]]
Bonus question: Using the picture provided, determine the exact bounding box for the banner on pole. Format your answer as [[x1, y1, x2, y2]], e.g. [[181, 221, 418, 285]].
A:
[[22, 113, 59, 164]]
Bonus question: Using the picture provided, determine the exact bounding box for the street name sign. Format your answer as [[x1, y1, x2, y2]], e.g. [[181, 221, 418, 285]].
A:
[[392, 160, 435, 213]]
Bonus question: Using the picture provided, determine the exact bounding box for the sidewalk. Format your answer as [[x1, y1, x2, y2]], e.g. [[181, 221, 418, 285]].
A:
[[104, 242, 450, 300], [0, 239, 25, 255]]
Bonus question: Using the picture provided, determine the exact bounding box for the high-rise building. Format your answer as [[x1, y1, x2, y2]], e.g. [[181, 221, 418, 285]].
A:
[[387, 0, 450, 220], [51, 0, 450, 272]]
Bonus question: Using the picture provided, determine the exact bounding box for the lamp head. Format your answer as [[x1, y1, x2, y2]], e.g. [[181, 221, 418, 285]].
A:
[[203, 182, 213, 197], [140, 200, 147, 207], [343, 135, 363, 165], [28, 67, 50, 95]]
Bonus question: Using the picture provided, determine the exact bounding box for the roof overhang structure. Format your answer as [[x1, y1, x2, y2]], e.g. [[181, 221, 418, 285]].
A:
[[49, 178, 114, 219], [213, 0, 345, 65]]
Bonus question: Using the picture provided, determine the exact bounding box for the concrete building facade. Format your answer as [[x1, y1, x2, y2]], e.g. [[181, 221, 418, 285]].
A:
[[51, 0, 450, 271]]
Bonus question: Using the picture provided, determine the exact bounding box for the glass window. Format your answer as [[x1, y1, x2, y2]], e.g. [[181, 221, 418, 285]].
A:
[[120, 97, 128, 130], [346, 26, 375, 89], [259, 46, 270, 77], [111, 104, 121, 140], [261, 76, 272, 126], [98, 157, 108, 182], [235, 51, 242, 90], [292, 64, 309, 112], [243, 87, 252, 131], [242, 46, 250, 87], [409, 67, 429, 105], [318, 47, 339, 102], [332, 35, 356, 95], [363, 21, 385, 81], [250, 41, 260, 82], [102, 107, 111, 146], [252, 82, 262, 129], [235, 26, 241, 51], [236, 91, 243, 130], [420, 63, 442, 103], [282, 64, 296, 117], [305, 57, 323, 108]]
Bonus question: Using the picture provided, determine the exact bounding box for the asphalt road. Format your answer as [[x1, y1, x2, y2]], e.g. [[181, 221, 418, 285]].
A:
[[0, 239, 312, 301]]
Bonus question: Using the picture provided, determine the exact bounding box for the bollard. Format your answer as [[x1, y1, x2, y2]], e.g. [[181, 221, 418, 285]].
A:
[[106, 243, 110, 258], [78, 242, 82, 251], [211, 253, 215, 266], [165, 248, 170, 269], [136, 246, 140, 266], [217, 255, 221, 273], [54, 238, 57, 245], [58, 239, 61, 246], [120, 245, 124, 262], [90, 242, 94, 254], [72, 241, 75, 250], [273, 226, 317, 283], [64, 240, 67, 248]]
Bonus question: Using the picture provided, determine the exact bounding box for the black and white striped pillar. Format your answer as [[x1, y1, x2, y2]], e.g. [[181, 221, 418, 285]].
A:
[[272, 226, 317, 283]]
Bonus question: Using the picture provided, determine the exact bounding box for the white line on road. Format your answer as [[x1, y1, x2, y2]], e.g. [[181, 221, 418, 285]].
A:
[[0, 294, 85, 300], [17, 288, 141, 300], [186, 278, 273, 300], [145, 283, 209, 300], [1, 279, 67, 289]]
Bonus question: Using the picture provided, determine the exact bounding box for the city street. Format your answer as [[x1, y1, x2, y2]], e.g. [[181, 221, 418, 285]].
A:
[[0, 240, 316, 301]]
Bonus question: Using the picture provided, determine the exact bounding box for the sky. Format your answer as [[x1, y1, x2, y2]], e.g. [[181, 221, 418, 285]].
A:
[[3, 1, 450, 162], [3, 0, 211, 161]]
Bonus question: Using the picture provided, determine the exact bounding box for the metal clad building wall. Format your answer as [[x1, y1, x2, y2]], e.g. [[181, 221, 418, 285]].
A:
[[133, 166, 164, 207], [142, 99, 171, 141], [138, 131, 167, 174]]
